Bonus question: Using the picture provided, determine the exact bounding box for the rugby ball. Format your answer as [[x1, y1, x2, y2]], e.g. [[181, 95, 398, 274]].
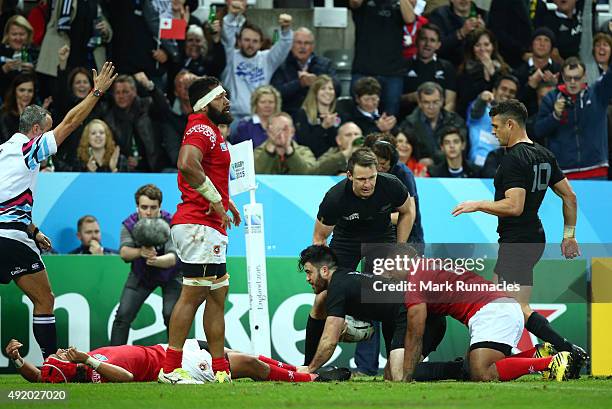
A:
[[340, 315, 375, 343]]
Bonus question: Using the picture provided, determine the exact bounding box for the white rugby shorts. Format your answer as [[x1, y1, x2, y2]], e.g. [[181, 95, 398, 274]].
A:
[[468, 298, 524, 348], [171, 224, 227, 264]]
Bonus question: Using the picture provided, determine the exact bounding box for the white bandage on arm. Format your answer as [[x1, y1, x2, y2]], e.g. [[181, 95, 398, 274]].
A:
[[195, 176, 222, 203], [12, 357, 24, 369], [85, 356, 102, 370], [192, 85, 225, 112], [563, 225, 576, 239]]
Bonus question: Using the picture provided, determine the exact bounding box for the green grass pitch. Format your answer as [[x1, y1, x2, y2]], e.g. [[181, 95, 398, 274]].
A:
[[1, 375, 611, 409]]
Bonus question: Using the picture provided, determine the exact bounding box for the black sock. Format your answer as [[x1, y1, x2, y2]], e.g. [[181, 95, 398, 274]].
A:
[[413, 360, 466, 381], [304, 315, 326, 365], [33, 314, 57, 359], [525, 312, 573, 352]]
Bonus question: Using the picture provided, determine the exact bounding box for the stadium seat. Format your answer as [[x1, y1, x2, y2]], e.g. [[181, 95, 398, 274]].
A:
[[324, 49, 354, 97]]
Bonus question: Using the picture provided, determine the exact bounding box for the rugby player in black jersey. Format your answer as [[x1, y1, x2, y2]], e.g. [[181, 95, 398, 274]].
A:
[[303, 149, 415, 367], [452, 99, 587, 376]]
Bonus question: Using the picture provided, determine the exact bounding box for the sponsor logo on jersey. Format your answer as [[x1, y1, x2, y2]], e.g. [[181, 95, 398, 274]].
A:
[[220, 142, 228, 151], [31, 262, 40, 270], [185, 124, 217, 148], [343, 213, 359, 221], [10, 267, 26, 276], [213, 245, 221, 255], [93, 354, 108, 361]]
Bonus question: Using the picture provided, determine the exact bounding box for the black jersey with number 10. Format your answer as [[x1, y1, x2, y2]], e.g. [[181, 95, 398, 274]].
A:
[[494, 142, 565, 242]]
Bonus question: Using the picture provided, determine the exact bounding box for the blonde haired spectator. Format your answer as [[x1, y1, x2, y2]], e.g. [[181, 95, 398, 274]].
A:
[[77, 119, 122, 173], [231, 85, 282, 147]]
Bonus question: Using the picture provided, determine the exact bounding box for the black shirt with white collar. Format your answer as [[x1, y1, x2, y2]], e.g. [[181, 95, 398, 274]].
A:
[[403, 55, 457, 95]]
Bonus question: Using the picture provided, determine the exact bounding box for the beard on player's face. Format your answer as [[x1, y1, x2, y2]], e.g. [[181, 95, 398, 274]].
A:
[[207, 104, 233, 125]]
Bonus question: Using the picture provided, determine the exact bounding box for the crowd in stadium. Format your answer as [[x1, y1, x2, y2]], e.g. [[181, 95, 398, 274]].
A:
[[0, 0, 608, 180]]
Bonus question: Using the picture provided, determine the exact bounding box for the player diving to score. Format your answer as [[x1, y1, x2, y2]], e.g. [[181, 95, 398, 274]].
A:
[[6, 339, 350, 384]]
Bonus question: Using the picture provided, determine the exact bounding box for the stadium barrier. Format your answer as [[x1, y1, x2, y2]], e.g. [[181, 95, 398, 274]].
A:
[[0, 256, 587, 372]]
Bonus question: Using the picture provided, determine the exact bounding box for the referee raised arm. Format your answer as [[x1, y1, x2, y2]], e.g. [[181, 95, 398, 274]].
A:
[[0, 62, 116, 359]]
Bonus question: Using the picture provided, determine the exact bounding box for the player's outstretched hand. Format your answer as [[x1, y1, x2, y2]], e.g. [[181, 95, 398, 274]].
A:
[[561, 238, 581, 259], [92, 61, 118, 94], [207, 201, 231, 230], [5, 339, 23, 360], [451, 201, 481, 216], [228, 199, 241, 227], [65, 347, 89, 364]]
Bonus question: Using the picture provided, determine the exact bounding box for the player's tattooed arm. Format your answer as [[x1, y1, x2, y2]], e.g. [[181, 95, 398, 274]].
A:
[[403, 303, 426, 382], [307, 316, 344, 372]]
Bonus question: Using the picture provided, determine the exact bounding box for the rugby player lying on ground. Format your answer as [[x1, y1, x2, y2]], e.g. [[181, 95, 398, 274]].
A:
[[5, 338, 350, 384], [401, 256, 587, 382]]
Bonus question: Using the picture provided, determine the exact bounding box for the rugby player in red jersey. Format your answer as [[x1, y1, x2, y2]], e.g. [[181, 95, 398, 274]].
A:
[[6, 339, 349, 384], [402, 262, 584, 382], [158, 76, 240, 384]]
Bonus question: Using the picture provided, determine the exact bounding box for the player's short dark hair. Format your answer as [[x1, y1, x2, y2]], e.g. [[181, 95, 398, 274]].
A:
[[561, 56, 586, 75], [494, 74, 520, 91], [188, 76, 221, 109], [439, 127, 464, 145], [298, 245, 338, 272], [347, 148, 378, 173], [135, 184, 163, 206], [239, 21, 263, 41], [417, 23, 442, 42], [77, 215, 98, 232], [489, 99, 528, 128], [353, 76, 381, 98]]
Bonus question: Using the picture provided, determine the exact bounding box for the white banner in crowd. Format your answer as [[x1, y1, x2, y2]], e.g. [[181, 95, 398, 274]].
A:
[[229, 140, 256, 197]]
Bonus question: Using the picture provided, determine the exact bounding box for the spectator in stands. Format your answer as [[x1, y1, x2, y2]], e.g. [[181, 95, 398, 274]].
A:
[[533, 0, 582, 61], [346, 76, 397, 137], [402, 23, 457, 115], [400, 81, 467, 166], [111, 184, 180, 345], [427, 0, 487, 67], [69, 215, 118, 255], [232, 85, 281, 148], [317, 121, 363, 175], [401, 0, 428, 61], [535, 57, 612, 179], [52, 45, 106, 171], [271, 27, 339, 118], [0, 15, 37, 98], [159, 70, 197, 168], [103, 73, 167, 172], [526, 80, 556, 143], [395, 129, 428, 177], [37, 1, 111, 87], [26, 0, 49, 47], [108, 0, 178, 90], [0, 0, 18, 36], [429, 127, 480, 178], [76, 119, 123, 173], [456, 28, 510, 118], [294, 74, 341, 158], [349, 0, 414, 116], [254, 112, 350, 175], [221, 0, 293, 121], [592, 32, 612, 76], [487, 0, 533, 69], [466, 74, 519, 167], [515, 27, 560, 116], [175, 24, 225, 80], [0, 73, 50, 143]]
